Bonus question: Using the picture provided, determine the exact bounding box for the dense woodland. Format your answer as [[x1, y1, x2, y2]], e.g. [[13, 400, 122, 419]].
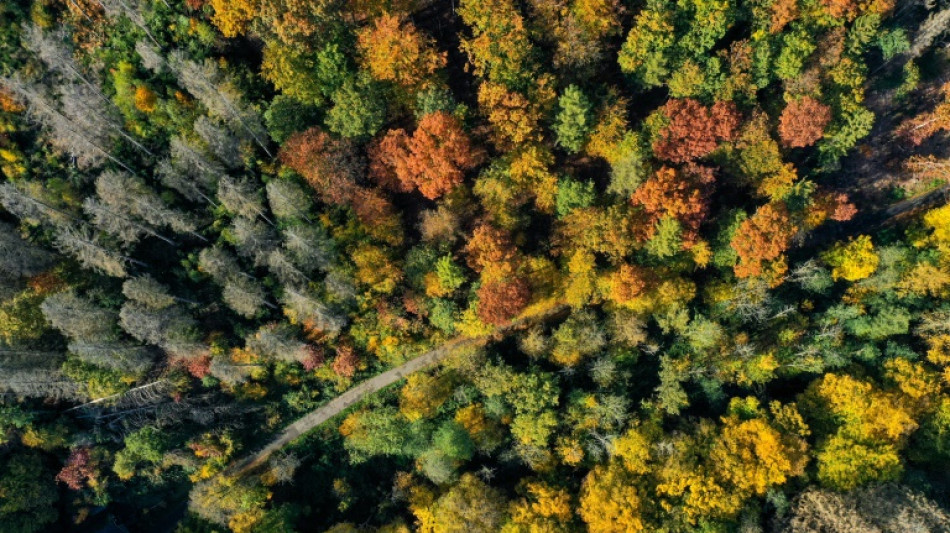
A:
[[3, 0, 950, 531]]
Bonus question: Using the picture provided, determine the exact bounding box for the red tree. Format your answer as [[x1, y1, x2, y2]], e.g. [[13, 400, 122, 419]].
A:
[[279, 127, 361, 205], [477, 278, 531, 326], [653, 99, 740, 162], [56, 448, 96, 490], [370, 111, 482, 199], [778, 96, 832, 148], [301, 345, 325, 371]]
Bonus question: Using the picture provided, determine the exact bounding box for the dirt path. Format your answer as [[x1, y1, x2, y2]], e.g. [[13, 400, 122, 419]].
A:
[[229, 303, 570, 477]]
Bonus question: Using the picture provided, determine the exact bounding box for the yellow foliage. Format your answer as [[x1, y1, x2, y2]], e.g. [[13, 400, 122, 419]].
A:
[[352, 244, 403, 294], [509, 145, 558, 213], [584, 98, 631, 163], [477, 82, 541, 149], [897, 262, 950, 297], [357, 14, 446, 90], [924, 203, 950, 257], [508, 482, 573, 533], [578, 464, 647, 532], [456, 305, 494, 337], [823, 235, 879, 281], [564, 249, 599, 308], [209, 0, 258, 37], [611, 427, 652, 474], [884, 358, 943, 404], [133, 86, 157, 113], [399, 373, 454, 422], [555, 436, 585, 466]]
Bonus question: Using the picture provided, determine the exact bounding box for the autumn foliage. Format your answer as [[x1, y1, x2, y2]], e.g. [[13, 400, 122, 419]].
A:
[[653, 99, 740, 163], [279, 127, 359, 205], [477, 278, 531, 326], [632, 165, 715, 246], [465, 223, 520, 281], [731, 203, 797, 279], [369, 111, 483, 199], [357, 13, 446, 90], [778, 96, 832, 148]]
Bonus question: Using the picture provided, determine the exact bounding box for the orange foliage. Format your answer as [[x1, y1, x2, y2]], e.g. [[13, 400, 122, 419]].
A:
[[332, 344, 358, 378], [357, 13, 446, 90], [477, 82, 542, 149], [477, 278, 531, 326], [820, 0, 894, 21], [778, 96, 832, 148], [731, 203, 797, 278], [631, 165, 715, 246], [770, 0, 799, 33], [369, 112, 483, 199], [608, 264, 650, 304], [351, 187, 404, 246], [653, 99, 740, 163], [465, 223, 520, 281], [280, 128, 359, 205]]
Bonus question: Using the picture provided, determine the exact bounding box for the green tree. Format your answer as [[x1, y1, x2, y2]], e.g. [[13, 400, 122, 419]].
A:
[[554, 85, 593, 153], [0, 452, 58, 532]]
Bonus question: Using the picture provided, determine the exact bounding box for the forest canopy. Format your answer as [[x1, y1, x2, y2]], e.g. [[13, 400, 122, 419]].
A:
[[1, 0, 950, 532]]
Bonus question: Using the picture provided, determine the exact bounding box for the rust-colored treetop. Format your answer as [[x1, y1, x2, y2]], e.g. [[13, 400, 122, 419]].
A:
[[653, 99, 740, 163], [778, 96, 832, 148], [370, 111, 483, 199]]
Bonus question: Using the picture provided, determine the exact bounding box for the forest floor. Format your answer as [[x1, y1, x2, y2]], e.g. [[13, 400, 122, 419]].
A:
[[228, 302, 571, 477]]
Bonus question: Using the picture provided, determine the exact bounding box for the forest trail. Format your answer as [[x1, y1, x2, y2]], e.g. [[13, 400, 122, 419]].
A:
[[229, 303, 571, 477]]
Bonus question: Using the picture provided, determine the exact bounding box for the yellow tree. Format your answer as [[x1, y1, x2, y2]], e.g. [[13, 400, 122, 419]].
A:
[[805, 373, 918, 490], [357, 13, 446, 91], [822, 235, 879, 281], [578, 464, 648, 533]]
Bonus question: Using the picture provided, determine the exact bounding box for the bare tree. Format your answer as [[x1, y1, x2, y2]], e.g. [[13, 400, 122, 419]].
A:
[[266, 249, 311, 286], [217, 177, 273, 225], [123, 275, 197, 308], [782, 484, 950, 533], [54, 225, 135, 277], [95, 170, 198, 237], [157, 136, 223, 204], [0, 181, 76, 228], [281, 285, 346, 336], [222, 277, 269, 318], [246, 323, 310, 364], [194, 116, 242, 168], [912, 6, 950, 58], [96, 0, 160, 46], [266, 452, 301, 484], [41, 290, 119, 341], [0, 222, 55, 277], [0, 368, 83, 401], [67, 341, 154, 374], [119, 300, 202, 357], [1, 76, 132, 170], [282, 225, 333, 272], [167, 52, 272, 157], [0, 347, 62, 370], [83, 197, 175, 246], [134, 40, 164, 73], [208, 358, 257, 386], [230, 216, 277, 266], [197, 245, 243, 281], [265, 179, 312, 222]]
